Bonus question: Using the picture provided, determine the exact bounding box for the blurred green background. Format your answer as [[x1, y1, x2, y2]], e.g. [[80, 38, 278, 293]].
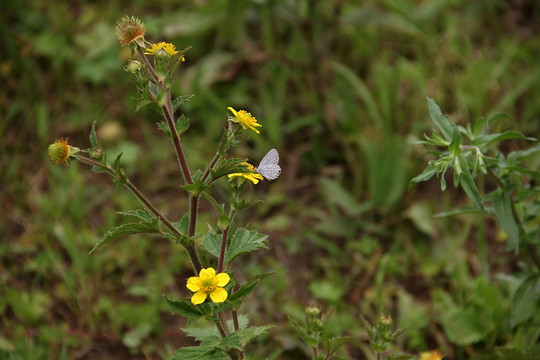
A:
[[2, 0, 540, 359]]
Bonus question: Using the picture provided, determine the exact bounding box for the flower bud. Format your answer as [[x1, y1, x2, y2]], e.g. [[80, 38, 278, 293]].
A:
[[48, 138, 79, 164], [125, 60, 141, 74], [305, 305, 321, 318]]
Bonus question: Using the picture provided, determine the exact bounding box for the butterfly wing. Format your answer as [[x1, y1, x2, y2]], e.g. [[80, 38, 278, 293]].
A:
[[257, 148, 281, 180]]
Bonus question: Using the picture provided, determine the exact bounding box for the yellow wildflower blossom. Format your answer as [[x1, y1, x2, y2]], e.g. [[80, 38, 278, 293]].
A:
[[145, 42, 179, 56], [227, 107, 262, 134], [186, 267, 230, 305], [419, 350, 444, 360], [228, 162, 264, 184], [47, 138, 79, 164]]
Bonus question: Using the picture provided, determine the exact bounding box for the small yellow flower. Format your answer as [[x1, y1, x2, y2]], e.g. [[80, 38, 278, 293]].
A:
[[115, 16, 146, 46], [47, 138, 79, 164], [187, 268, 230, 305], [419, 350, 444, 360], [145, 42, 179, 56], [227, 107, 262, 134], [228, 162, 264, 184]]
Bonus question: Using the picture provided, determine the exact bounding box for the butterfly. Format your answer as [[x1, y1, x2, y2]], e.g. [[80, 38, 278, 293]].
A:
[[257, 148, 281, 181]]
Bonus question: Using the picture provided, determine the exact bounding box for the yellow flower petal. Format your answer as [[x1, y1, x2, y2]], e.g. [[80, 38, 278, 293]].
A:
[[209, 287, 228, 303], [419, 351, 444, 360], [227, 107, 262, 134], [191, 290, 208, 305], [200, 267, 216, 279], [214, 273, 230, 287], [186, 277, 202, 292]]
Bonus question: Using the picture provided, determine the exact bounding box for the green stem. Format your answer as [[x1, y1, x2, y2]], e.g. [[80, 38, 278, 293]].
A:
[[217, 226, 230, 273]]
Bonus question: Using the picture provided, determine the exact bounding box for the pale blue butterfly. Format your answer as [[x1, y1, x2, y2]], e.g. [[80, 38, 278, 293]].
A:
[[257, 149, 281, 180]]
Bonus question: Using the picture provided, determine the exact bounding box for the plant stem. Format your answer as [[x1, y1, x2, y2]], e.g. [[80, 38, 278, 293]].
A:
[[217, 226, 230, 273]]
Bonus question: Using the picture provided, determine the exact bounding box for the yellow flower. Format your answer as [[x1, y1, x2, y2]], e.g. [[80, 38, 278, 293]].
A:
[[419, 350, 444, 360], [115, 16, 146, 46], [227, 107, 262, 134], [47, 138, 79, 164], [228, 162, 264, 184], [145, 42, 179, 56], [186, 267, 230, 305]]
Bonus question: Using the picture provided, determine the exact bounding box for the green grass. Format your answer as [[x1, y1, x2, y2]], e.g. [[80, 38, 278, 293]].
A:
[[2, 0, 540, 359]]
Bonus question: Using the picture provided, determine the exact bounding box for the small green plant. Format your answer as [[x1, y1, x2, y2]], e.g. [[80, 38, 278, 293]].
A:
[[48, 16, 279, 359], [289, 306, 350, 360], [411, 98, 540, 357]]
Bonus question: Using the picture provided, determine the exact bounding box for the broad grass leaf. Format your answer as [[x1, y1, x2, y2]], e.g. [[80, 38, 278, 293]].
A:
[[226, 229, 268, 265], [493, 190, 521, 253], [457, 155, 484, 213], [510, 274, 539, 327], [427, 97, 454, 141]]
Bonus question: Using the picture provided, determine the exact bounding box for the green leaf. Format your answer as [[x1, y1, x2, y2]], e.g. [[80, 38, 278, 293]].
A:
[[441, 308, 491, 345], [510, 274, 540, 327], [157, 120, 172, 138], [89, 121, 98, 148], [183, 180, 207, 196], [427, 97, 454, 141], [90, 222, 157, 253], [320, 178, 366, 216], [202, 231, 221, 259], [210, 158, 249, 182], [229, 273, 273, 302], [163, 295, 204, 320], [457, 155, 484, 213], [176, 114, 190, 135], [493, 190, 521, 253], [117, 209, 155, 223], [472, 116, 486, 137], [409, 162, 439, 186], [234, 325, 275, 346], [172, 214, 189, 236], [226, 229, 268, 265], [172, 94, 195, 112], [472, 130, 536, 148], [182, 327, 220, 342], [219, 333, 242, 350], [325, 336, 351, 357], [172, 346, 227, 360], [201, 192, 225, 217], [449, 124, 461, 156]]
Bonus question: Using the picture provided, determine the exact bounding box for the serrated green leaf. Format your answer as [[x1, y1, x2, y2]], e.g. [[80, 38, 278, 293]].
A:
[[472, 130, 536, 148], [172, 214, 189, 236], [493, 190, 521, 253], [325, 336, 351, 355], [234, 198, 264, 211], [427, 97, 454, 141], [148, 82, 159, 99], [182, 327, 220, 342], [172, 94, 195, 112], [219, 333, 242, 350], [228, 273, 273, 302], [89, 121, 98, 148], [510, 274, 539, 327], [201, 192, 225, 217], [457, 155, 484, 213], [163, 295, 204, 320], [226, 229, 268, 265], [202, 231, 221, 259], [211, 158, 250, 182], [176, 114, 190, 135], [172, 346, 227, 360], [157, 120, 172, 138], [90, 222, 157, 253], [118, 209, 155, 223], [183, 180, 207, 196], [234, 325, 275, 346]]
